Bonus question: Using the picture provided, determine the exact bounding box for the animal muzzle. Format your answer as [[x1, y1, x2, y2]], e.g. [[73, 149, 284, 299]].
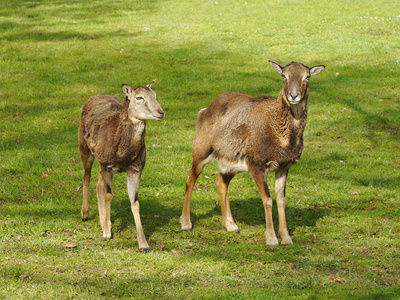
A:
[[287, 91, 302, 105], [153, 109, 165, 120]]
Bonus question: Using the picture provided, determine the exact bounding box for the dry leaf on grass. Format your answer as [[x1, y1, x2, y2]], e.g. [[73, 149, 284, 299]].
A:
[[329, 277, 343, 283], [64, 243, 77, 249]]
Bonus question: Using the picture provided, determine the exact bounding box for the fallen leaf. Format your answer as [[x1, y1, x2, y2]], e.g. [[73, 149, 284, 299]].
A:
[[167, 146, 173, 149], [329, 277, 343, 283], [19, 274, 29, 279], [64, 243, 77, 249], [304, 245, 312, 250], [204, 175, 210, 179], [171, 249, 181, 257], [42, 174, 49, 178]]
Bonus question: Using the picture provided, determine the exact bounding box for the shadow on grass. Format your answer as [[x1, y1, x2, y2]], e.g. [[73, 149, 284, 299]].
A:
[[2, 29, 143, 42], [185, 197, 331, 237], [106, 197, 182, 238]]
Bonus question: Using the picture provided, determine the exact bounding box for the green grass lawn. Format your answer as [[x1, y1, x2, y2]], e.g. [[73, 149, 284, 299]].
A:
[[1, 0, 399, 298]]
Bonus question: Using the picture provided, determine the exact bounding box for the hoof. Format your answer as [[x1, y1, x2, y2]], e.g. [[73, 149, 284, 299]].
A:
[[281, 236, 293, 245], [81, 212, 89, 221], [266, 237, 279, 246], [225, 223, 239, 232], [180, 217, 193, 231], [102, 232, 112, 239], [140, 247, 150, 253]]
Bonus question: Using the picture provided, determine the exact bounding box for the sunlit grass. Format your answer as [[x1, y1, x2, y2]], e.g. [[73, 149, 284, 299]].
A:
[[1, 0, 399, 298]]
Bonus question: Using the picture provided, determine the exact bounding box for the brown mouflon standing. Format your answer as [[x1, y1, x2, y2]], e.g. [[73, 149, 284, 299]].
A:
[[180, 61, 325, 246], [79, 81, 164, 251]]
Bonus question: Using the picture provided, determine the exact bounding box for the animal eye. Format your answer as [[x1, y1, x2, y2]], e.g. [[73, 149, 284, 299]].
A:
[[305, 75, 311, 80], [282, 74, 287, 80], [136, 96, 144, 101]]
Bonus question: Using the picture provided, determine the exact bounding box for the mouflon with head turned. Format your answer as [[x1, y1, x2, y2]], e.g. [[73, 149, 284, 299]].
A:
[[79, 81, 164, 251]]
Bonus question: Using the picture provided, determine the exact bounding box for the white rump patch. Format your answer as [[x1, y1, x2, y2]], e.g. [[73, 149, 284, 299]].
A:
[[218, 157, 249, 174], [198, 108, 206, 116]]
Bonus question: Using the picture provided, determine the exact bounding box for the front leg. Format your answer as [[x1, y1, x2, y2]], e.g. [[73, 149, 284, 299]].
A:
[[127, 171, 149, 252], [250, 166, 278, 246], [275, 168, 293, 245]]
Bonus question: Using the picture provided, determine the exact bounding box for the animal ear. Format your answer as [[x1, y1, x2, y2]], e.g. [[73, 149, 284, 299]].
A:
[[310, 65, 325, 77], [147, 80, 156, 89], [122, 84, 132, 97], [269, 60, 285, 74]]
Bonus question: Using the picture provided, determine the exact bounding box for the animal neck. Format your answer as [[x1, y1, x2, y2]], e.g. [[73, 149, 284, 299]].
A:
[[272, 89, 308, 150], [275, 89, 308, 127], [116, 102, 146, 157]]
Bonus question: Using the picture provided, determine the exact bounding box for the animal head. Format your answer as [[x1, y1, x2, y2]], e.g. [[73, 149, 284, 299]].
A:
[[269, 61, 325, 105], [122, 81, 165, 121]]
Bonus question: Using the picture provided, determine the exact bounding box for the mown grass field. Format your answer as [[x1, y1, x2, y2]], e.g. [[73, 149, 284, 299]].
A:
[[1, 0, 399, 298]]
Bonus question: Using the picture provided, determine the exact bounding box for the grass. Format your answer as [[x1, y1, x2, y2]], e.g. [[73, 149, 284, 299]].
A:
[[1, 0, 400, 298]]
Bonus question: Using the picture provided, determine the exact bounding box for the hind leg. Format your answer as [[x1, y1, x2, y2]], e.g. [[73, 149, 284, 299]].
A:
[[180, 162, 204, 231], [97, 170, 113, 239], [180, 143, 214, 231], [79, 145, 94, 220], [216, 173, 238, 232]]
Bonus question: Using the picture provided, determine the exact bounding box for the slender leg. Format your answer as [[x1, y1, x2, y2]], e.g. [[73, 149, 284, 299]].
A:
[[127, 171, 149, 251], [104, 172, 113, 238], [79, 142, 94, 220], [97, 170, 112, 238], [216, 173, 238, 232], [180, 163, 204, 231], [80, 151, 94, 220], [96, 172, 106, 235], [275, 168, 293, 245], [250, 167, 278, 246]]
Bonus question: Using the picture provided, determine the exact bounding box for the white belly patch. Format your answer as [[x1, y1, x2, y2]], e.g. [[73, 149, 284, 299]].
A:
[[218, 157, 249, 174]]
